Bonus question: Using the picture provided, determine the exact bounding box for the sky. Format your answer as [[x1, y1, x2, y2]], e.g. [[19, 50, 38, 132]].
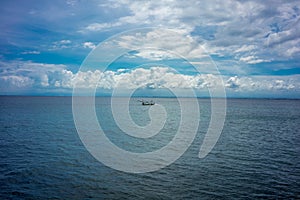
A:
[[0, 0, 299, 98]]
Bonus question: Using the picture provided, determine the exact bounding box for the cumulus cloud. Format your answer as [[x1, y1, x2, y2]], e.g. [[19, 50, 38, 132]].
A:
[[59, 40, 71, 44], [0, 61, 67, 88], [1, 61, 299, 96], [50, 40, 72, 50], [224, 75, 297, 92], [54, 67, 300, 96], [56, 67, 227, 91], [0, 75, 34, 88], [83, 42, 96, 49]]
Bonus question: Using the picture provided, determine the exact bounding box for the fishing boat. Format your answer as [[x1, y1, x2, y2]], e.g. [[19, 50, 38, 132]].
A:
[[139, 99, 155, 105]]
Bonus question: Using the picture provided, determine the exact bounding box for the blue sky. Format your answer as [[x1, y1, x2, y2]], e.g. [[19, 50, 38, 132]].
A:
[[0, 0, 299, 97]]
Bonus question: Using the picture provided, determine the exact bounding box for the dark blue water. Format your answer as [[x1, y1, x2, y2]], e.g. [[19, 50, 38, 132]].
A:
[[0, 96, 299, 199]]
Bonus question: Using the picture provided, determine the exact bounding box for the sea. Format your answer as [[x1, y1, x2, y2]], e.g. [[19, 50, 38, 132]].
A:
[[0, 96, 299, 199]]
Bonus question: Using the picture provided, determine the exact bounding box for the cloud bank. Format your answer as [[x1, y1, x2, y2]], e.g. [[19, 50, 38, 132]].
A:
[[1, 61, 299, 97]]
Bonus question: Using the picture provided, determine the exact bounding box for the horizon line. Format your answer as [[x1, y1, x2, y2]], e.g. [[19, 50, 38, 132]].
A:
[[0, 95, 299, 100]]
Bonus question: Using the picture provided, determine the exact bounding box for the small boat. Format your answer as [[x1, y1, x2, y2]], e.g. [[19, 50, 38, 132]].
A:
[[139, 99, 155, 105]]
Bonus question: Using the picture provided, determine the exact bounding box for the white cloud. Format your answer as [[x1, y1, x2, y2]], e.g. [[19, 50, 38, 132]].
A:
[[51, 40, 72, 50], [40, 74, 49, 87], [59, 40, 71, 44], [235, 45, 257, 53], [21, 50, 40, 55], [272, 80, 295, 90], [239, 55, 270, 64], [225, 76, 240, 89], [284, 46, 300, 57], [224, 75, 298, 92], [1, 61, 299, 96], [84, 22, 122, 31], [113, 29, 206, 60], [0, 75, 34, 88], [67, 67, 226, 91], [133, 49, 175, 61], [83, 0, 300, 63], [83, 0, 188, 32], [83, 42, 96, 49], [60, 66, 300, 95], [0, 61, 67, 88]]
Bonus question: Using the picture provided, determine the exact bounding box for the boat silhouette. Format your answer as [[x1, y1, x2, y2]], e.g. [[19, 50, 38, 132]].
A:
[[138, 99, 155, 105]]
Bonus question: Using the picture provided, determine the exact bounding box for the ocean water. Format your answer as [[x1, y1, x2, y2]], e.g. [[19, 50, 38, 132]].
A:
[[0, 96, 299, 199]]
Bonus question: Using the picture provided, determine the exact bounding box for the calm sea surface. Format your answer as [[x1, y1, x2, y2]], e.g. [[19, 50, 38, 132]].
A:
[[0, 96, 299, 199]]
